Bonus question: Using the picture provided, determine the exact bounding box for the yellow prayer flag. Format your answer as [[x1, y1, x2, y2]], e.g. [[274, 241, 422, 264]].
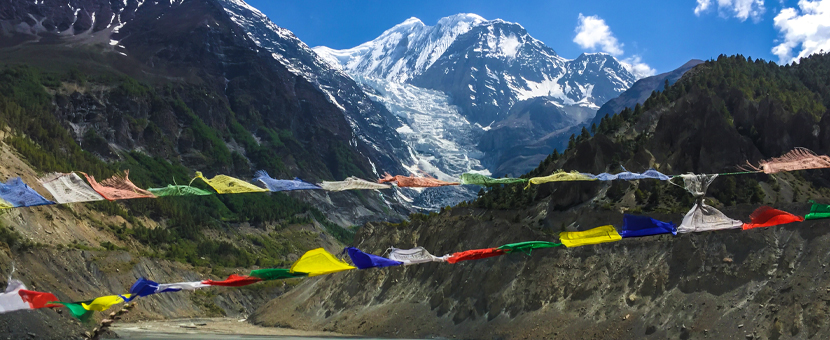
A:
[[559, 225, 622, 248], [0, 198, 12, 209], [82, 294, 130, 312], [526, 170, 596, 189], [192, 172, 268, 194], [290, 248, 356, 277]]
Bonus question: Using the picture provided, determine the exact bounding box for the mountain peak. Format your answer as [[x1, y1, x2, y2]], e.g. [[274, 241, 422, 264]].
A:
[[576, 52, 614, 59], [396, 17, 426, 28], [436, 13, 487, 26], [313, 13, 494, 82]]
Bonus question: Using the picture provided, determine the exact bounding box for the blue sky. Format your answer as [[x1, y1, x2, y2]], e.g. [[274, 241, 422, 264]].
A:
[[246, 0, 830, 74]]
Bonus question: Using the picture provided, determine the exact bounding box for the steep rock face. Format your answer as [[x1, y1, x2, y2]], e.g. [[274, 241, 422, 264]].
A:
[[251, 56, 830, 339], [217, 0, 413, 177]]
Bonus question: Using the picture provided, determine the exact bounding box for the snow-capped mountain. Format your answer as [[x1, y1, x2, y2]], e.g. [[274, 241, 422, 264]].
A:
[[315, 14, 638, 176], [314, 14, 487, 83], [217, 0, 489, 209], [218, 0, 413, 178], [412, 20, 635, 125]]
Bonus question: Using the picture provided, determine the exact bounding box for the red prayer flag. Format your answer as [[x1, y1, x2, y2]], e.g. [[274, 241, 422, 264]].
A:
[[446, 248, 507, 264], [18, 289, 60, 309], [742, 206, 804, 230], [82, 170, 155, 201], [201, 274, 262, 287], [378, 173, 459, 188]]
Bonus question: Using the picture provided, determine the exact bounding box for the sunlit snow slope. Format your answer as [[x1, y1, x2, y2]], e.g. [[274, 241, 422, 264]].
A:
[[315, 14, 638, 178]]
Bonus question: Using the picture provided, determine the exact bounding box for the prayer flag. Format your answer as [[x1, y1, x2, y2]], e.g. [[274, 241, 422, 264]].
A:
[[18, 290, 60, 309], [0, 177, 55, 208], [345, 247, 403, 269], [387, 247, 448, 265], [202, 274, 262, 287], [155, 281, 210, 293], [56, 301, 94, 320], [82, 171, 155, 201], [39, 172, 105, 204], [128, 278, 160, 300], [253, 171, 322, 192], [290, 248, 356, 276], [677, 200, 743, 233], [621, 214, 677, 238], [678, 173, 719, 197], [147, 185, 213, 197], [743, 148, 830, 174], [378, 173, 459, 188], [526, 170, 596, 188], [460, 173, 527, 186], [446, 248, 507, 264], [249, 268, 308, 281], [559, 225, 622, 247], [805, 201, 830, 220], [742, 206, 804, 230], [0, 280, 30, 313], [497, 241, 561, 255], [591, 168, 671, 181], [319, 177, 392, 191], [84, 294, 130, 311], [192, 172, 268, 194]]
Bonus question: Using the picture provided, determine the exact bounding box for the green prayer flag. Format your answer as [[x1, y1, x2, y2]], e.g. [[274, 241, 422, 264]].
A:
[[249, 268, 309, 281], [805, 200, 830, 220], [55, 301, 94, 321], [497, 241, 561, 255], [460, 173, 528, 186], [148, 185, 213, 197]]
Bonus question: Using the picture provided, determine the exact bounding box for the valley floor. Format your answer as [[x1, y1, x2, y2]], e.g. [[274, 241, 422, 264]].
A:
[[109, 318, 366, 339]]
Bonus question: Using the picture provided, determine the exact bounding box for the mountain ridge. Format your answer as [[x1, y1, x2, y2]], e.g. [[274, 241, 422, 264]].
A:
[[315, 13, 639, 178], [590, 59, 705, 128]]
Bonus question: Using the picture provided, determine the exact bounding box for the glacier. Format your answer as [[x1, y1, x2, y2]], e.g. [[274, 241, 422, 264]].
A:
[[355, 76, 487, 210]]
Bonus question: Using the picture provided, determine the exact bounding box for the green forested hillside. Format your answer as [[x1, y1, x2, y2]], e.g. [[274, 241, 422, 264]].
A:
[[476, 53, 830, 214], [0, 65, 355, 269]]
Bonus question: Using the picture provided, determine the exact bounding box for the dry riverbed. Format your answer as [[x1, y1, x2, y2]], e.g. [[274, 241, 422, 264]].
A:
[[109, 318, 362, 339]]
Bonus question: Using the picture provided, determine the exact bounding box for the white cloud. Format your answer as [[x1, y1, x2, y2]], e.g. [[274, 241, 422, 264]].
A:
[[621, 55, 657, 79], [573, 13, 624, 56], [573, 14, 654, 80], [772, 0, 830, 64], [694, 0, 766, 22]]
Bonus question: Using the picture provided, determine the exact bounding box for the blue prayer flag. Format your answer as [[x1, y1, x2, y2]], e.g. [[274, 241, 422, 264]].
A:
[[0, 178, 55, 208], [621, 214, 677, 238], [345, 247, 403, 269], [128, 278, 160, 301], [253, 171, 322, 192], [590, 168, 670, 181]]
